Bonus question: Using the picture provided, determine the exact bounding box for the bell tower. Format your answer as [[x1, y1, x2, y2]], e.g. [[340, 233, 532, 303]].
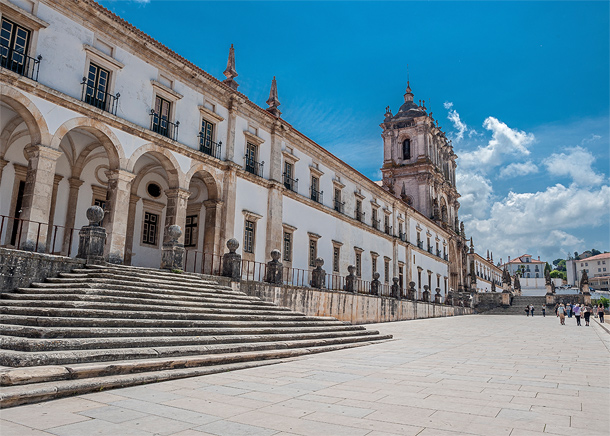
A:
[[380, 81, 460, 231]]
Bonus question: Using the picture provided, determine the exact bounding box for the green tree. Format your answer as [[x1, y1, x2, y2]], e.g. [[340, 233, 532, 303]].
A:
[[545, 262, 552, 274], [553, 258, 562, 267], [550, 270, 566, 280], [591, 248, 601, 256]]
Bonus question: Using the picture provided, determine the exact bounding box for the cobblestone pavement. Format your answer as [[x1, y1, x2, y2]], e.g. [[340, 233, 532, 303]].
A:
[[1, 315, 608, 436]]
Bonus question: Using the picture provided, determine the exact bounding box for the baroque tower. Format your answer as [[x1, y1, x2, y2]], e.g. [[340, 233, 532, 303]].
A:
[[380, 82, 467, 291]]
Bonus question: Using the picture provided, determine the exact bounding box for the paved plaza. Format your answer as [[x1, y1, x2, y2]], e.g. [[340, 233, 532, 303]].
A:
[[1, 315, 608, 436]]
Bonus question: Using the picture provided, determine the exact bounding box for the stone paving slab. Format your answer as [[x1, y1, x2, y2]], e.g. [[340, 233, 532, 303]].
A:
[[1, 315, 608, 436]]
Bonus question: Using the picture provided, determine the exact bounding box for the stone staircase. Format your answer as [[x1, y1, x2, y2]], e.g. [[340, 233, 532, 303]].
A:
[[0, 264, 392, 407], [480, 296, 548, 315]]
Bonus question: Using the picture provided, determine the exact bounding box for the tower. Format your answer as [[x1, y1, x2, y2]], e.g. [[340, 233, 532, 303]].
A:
[[380, 81, 460, 230]]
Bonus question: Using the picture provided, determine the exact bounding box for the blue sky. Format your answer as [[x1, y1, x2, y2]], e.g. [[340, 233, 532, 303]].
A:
[[100, 0, 609, 263]]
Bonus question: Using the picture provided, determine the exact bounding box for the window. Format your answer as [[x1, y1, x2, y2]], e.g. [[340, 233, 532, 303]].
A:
[[142, 212, 159, 246], [384, 259, 390, 283], [334, 188, 343, 213], [244, 220, 255, 254], [82, 62, 111, 111], [93, 198, 106, 211], [372, 256, 377, 273], [356, 199, 363, 221], [283, 161, 296, 191], [384, 215, 390, 234], [333, 246, 340, 272], [1, 18, 30, 76], [399, 265, 404, 289], [283, 231, 292, 262], [199, 118, 219, 157], [311, 175, 321, 203], [402, 139, 411, 160], [309, 238, 317, 267], [355, 252, 362, 277], [184, 215, 198, 247], [372, 208, 378, 229], [245, 142, 259, 175], [417, 269, 422, 289], [151, 95, 172, 137]]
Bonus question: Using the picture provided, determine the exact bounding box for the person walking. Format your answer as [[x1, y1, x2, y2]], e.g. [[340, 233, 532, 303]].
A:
[[530, 305, 535, 317], [573, 304, 581, 326], [567, 303, 572, 318], [598, 304, 605, 323], [557, 303, 566, 325], [525, 306, 530, 316], [542, 304, 546, 317], [583, 304, 591, 326]]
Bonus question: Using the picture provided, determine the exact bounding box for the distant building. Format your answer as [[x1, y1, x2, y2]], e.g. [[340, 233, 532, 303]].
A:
[[466, 244, 501, 293], [502, 254, 550, 290], [566, 253, 610, 291]]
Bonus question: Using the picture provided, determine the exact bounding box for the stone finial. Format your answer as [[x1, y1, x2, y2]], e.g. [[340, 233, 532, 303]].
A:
[[469, 237, 474, 254], [266, 76, 281, 117], [434, 287, 442, 304], [384, 106, 393, 118], [545, 269, 551, 285], [404, 81, 414, 103], [391, 277, 401, 299], [407, 281, 416, 300], [514, 274, 521, 290], [223, 44, 239, 90], [161, 225, 185, 270], [226, 238, 239, 253], [167, 225, 182, 243], [344, 265, 357, 293], [422, 284, 430, 302], [460, 222, 465, 237], [86, 205, 104, 226], [370, 272, 381, 296], [270, 249, 281, 261], [310, 257, 326, 289], [265, 249, 283, 285]]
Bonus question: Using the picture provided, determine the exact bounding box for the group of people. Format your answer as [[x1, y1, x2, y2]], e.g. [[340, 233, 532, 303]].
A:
[[524, 302, 606, 327], [554, 303, 606, 326]]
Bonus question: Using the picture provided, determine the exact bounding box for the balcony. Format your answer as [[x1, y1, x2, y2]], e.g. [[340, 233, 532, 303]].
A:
[[384, 225, 392, 236], [436, 249, 442, 258], [372, 218, 380, 230], [283, 173, 298, 192], [81, 80, 119, 115], [150, 110, 179, 141], [1, 44, 41, 81], [245, 157, 264, 177], [399, 231, 406, 242], [310, 187, 323, 204], [355, 211, 365, 222], [444, 254, 448, 261], [417, 240, 423, 249], [428, 246, 433, 254], [334, 200, 345, 214], [198, 134, 222, 159]]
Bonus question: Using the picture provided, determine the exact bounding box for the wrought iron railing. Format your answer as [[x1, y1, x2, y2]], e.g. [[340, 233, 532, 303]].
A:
[[283, 173, 298, 192], [310, 187, 323, 204], [0, 214, 79, 256], [385, 225, 392, 236], [198, 134, 222, 159], [245, 157, 264, 177], [334, 200, 345, 214], [356, 210, 365, 222], [0, 43, 41, 81], [81, 80, 119, 114], [417, 240, 423, 249], [399, 231, 406, 242], [150, 110, 179, 140], [372, 218, 380, 230]]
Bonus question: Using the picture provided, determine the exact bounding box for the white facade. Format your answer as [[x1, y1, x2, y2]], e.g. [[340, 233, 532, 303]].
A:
[[566, 253, 610, 288], [0, 0, 461, 296]]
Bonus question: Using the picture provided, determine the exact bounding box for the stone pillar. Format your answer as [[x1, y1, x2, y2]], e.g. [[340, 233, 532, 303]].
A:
[[434, 287, 442, 304], [123, 194, 140, 265], [310, 257, 326, 289], [265, 249, 283, 285], [219, 166, 237, 251], [391, 277, 401, 299], [44, 174, 64, 253], [76, 206, 106, 265], [344, 265, 357, 292], [203, 199, 224, 271], [265, 184, 283, 262], [546, 293, 555, 306], [222, 238, 241, 280], [161, 225, 185, 271], [61, 177, 85, 255], [370, 272, 381, 296], [422, 284, 430, 302], [0, 158, 9, 185], [19, 145, 62, 252], [104, 169, 135, 264], [163, 188, 191, 245], [225, 101, 238, 162], [268, 123, 283, 182], [407, 281, 416, 300]]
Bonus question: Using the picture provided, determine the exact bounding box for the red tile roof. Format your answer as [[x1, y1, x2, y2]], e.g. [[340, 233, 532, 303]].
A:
[[578, 253, 610, 262]]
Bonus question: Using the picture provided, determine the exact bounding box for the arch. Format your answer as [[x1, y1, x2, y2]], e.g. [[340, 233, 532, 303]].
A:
[[127, 143, 185, 189], [50, 117, 125, 170], [0, 87, 50, 146], [185, 163, 221, 200]]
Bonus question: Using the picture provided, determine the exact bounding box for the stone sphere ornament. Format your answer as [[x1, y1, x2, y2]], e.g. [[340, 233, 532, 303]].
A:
[[167, 225, 182, 242], [270, 249, 281, 261], [373, 272, 380, 280], [393, 277, 399, 284], [226, 238, 239, 253], [315, 257, 324, 268], [86, 205, 104, 226], [347, 265, 356, 275]]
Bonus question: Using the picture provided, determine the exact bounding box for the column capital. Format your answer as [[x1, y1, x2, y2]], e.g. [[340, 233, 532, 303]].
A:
[[105, 169, 136, 183], [203, 199, 224, 208], [0, 158, 9, 171], [25, 144, 63, 161], [68, 177, 85, 189], [129, 194, 141, 205], [165, 187, 191, 200], [53, 174, 64, 186]]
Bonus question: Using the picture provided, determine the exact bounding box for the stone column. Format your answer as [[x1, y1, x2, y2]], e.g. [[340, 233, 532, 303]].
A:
[[104, 169, 135, 264], [45, 174, 64, 253], [265, 183, 283, 262], [61, 177, 84, 255], [268, 123, 282, 182], [219, 165, 237, 250], [225, 100, 238, 162], [0, 158, 9, 184], [202, 198, 224, 272], [123, 194, 141, 265], [163, 188, 191, 245], [19, 144, 62, 252]]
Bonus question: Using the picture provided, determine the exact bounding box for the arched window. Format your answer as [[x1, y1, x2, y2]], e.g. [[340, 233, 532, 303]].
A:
[[402, 139, 411, 160]]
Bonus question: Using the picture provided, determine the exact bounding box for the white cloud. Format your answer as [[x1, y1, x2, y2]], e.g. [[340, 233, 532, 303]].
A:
[[466, 183, 610, 261], [498, 161, 538, 179], [456, 173, 493, 220], [543, 146, 604, 186], [443, 101, 468, 141], [458, 117, 535, 172]]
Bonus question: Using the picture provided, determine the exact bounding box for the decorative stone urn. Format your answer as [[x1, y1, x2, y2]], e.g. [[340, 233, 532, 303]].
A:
[[370, 272, 381, 296], [265, 249, 283, 285], [344, 265, 357, 293], [310, 257, 326, 289], [222, 238, 241, 280], [161, 224, 185, 271], [391, 277, 401, 299], [76, 206, 106, 265]]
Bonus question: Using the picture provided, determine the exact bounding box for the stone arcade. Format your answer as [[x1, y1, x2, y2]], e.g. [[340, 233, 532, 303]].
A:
[[0, 0, 489, 298]]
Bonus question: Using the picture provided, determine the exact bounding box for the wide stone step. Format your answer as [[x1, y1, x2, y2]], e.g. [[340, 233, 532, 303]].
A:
[[72, 266, 223, 285], [0, 339, 391, 407], [0, 305, 336, 322], [0, 323, 365, 339], [58, 270, 227, 289], [0, 299, 303, 318], [1, 329, 380, 352], [1, 333, 392, 367], [2, 292, 290, 312]]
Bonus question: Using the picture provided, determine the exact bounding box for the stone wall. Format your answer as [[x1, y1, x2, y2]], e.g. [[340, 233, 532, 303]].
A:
[[0, 248, 85, 292], [475, 292, 510, 311], [240, 281, 472, 324]]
